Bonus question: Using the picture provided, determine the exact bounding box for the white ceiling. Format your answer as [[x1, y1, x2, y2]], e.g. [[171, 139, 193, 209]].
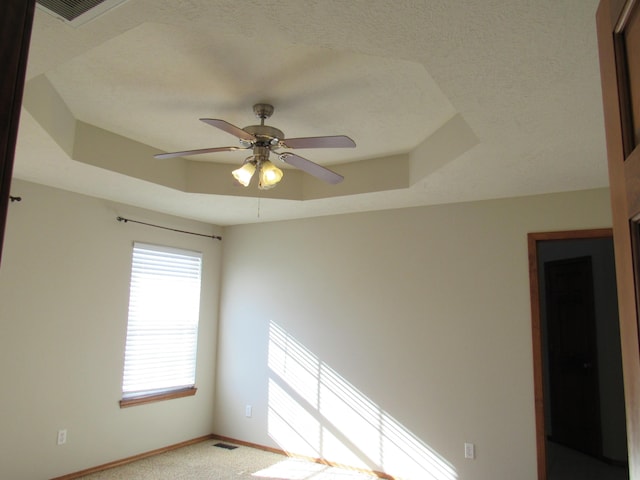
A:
[[14, 0, 608, 226]]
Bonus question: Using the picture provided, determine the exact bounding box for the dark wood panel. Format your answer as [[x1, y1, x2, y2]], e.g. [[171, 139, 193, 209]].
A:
[[545, 257, 602, 456], [625, 5, 640, 146], [0, 0, 35, 266], [624, 147, 640, 215]]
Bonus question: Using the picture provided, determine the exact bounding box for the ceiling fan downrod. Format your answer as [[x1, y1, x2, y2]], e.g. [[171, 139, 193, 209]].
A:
[[243, 104, 284, 147]]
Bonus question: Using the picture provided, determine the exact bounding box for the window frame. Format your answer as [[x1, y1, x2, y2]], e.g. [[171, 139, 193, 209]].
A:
[[120, 242, 203, 408]]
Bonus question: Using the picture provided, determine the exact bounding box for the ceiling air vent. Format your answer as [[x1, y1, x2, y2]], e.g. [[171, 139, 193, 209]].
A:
[[36, 0, 128, 26]]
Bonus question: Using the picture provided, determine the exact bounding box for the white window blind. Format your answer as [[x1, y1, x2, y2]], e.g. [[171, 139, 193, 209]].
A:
[[122, 243, 202, 399]]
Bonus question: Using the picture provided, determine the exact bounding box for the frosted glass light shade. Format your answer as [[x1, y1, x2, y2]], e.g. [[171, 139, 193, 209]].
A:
[[232, 162, 256, 187], [258, 160, 284, 190]]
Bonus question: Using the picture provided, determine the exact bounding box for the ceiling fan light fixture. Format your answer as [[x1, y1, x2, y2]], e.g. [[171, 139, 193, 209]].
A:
[[232, 161, 256, 187], [158, 104, 355, 187], [258, 160, 284, 190]]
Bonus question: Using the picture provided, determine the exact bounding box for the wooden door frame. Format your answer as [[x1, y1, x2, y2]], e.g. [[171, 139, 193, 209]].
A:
[[528, 228, 613, 480], [598, 1, 640, 477]]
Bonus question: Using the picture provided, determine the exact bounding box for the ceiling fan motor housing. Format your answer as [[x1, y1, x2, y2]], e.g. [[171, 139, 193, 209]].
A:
[[240, 103, 283, 147], [242, 124, 284, 147]]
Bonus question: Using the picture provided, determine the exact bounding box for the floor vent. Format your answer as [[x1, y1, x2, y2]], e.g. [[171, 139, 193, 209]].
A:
[[36, 0, 128, 26], [213, 442, 238, 450]]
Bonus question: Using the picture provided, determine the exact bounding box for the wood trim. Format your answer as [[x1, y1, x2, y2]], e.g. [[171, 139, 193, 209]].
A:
[[119, 386, 197, 408], [527, 228, 613, 480], [597, 0, 640, 476], [50, 433, 397, 480], [625, 148, 640, 213], [528, 233, 546, 480], [49, 434, 215, 480], [528, 228, 613, 242], [211, 434, 290, 456], [616, 0, 638, 31], [211, 434, 397, 479], [613, 29, 636, 158]]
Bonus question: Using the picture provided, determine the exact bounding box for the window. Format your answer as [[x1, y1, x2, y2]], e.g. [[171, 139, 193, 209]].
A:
[[120, 242, 202, 407]]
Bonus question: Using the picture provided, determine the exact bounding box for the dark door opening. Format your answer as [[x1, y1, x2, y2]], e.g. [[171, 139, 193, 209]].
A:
[[529, 230, 628, 480], [545, 256, 602, 456]]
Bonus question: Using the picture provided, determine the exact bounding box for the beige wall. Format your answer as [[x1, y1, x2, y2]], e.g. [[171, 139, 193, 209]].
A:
[[0, 181, 614, 480], [0, 180, 222, 480], [214, 187, 613, 480]]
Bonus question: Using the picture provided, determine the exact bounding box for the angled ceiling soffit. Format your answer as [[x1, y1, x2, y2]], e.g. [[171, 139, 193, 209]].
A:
[[22, 75, 477, 201], [409, 114, 479, 183]]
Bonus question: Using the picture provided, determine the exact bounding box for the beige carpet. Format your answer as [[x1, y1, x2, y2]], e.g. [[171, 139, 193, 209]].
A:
[[76, 440, 383, 479]]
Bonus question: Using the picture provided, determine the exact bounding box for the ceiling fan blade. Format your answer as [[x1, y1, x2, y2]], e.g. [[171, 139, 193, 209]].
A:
[[280, 135, 355, 149], [154, 146, 247, 159], [200, 118, 256, 142], [278, 152, 344, 184]]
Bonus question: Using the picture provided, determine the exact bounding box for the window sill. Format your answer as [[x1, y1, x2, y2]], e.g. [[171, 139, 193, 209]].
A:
[[119, 387, 197, 408]]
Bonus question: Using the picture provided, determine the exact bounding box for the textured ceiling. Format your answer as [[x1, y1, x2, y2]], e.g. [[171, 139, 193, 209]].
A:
[[14, 0, 608, 225]]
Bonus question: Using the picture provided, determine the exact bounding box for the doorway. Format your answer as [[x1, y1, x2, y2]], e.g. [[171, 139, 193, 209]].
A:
[[528, 229, 628, 480]]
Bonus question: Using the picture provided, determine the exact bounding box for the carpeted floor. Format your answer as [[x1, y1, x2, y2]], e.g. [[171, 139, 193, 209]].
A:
[[76, 440, 383, 480]]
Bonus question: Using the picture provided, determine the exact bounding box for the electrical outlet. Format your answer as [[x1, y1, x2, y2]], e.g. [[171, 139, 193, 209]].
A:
[[464, 442, 475, 459], [57, 429, 67, 445]]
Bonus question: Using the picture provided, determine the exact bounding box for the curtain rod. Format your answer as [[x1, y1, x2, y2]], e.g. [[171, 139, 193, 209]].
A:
[[116, 216, 222, 241]]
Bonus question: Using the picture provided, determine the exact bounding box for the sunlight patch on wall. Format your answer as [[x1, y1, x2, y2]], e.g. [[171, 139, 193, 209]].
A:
[[267, 321, 457, 480], [269, 379, 322, 458]]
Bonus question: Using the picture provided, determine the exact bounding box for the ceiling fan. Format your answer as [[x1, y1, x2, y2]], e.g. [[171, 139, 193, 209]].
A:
[[154, 103, 356, 189]]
